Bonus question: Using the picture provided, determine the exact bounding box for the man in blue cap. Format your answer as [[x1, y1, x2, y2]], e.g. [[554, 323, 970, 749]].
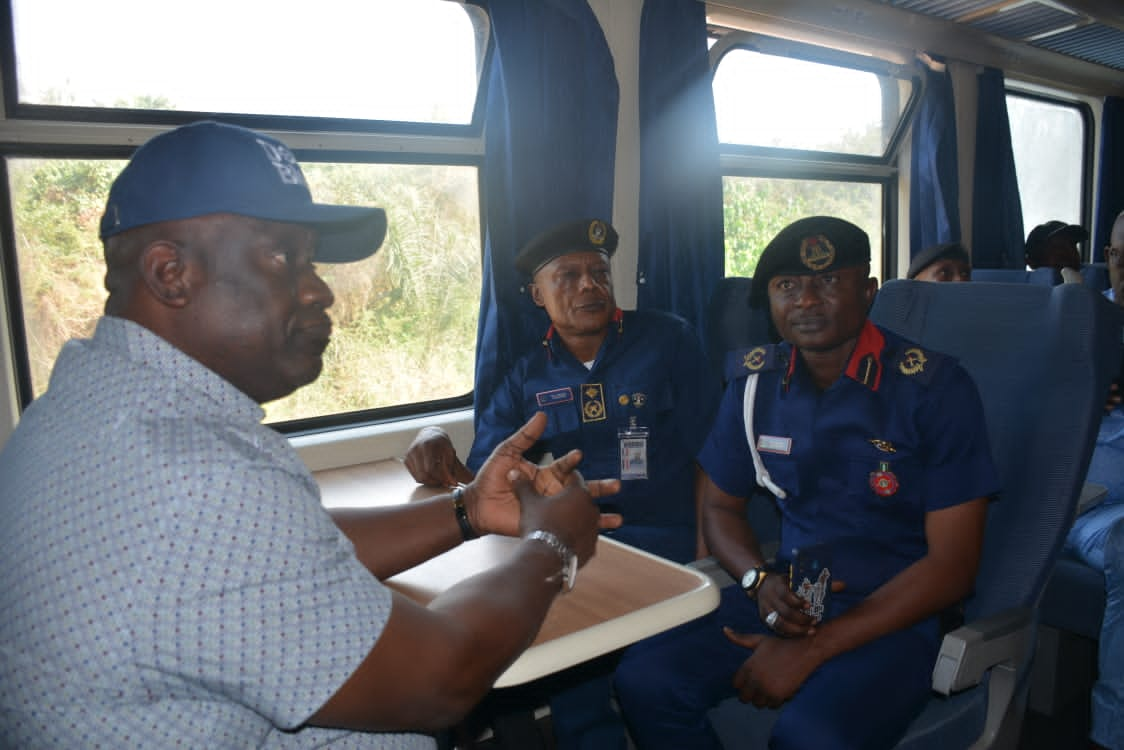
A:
[[615, 216, 999, 750], [0, 121, 618, 748], [404, 217, 719, 749]]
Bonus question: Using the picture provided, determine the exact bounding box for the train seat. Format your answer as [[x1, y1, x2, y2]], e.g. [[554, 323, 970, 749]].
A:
[[1081, 262, 1110, 293], [702, 279, 1122, 750], [970, 267, 1062, 285]]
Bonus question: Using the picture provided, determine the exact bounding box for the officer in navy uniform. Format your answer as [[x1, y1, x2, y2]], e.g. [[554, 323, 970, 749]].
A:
[[615, 216, 999, 750], [404, 217, 719, 750], [405, 217, 718, 565]]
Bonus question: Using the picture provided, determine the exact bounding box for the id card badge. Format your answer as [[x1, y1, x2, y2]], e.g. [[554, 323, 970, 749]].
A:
[[618, 426, 649, 480]]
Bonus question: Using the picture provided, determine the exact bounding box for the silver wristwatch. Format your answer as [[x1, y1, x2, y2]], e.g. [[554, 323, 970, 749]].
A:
[[526, 530, 577, 591]]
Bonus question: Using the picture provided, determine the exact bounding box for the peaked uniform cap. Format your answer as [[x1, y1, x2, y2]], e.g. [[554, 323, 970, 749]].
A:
[[515, 218, 619, 276], [99, 120, 387, 263]]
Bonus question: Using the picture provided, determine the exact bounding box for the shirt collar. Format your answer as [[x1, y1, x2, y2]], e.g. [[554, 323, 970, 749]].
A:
[[786, 319, 885, 391]]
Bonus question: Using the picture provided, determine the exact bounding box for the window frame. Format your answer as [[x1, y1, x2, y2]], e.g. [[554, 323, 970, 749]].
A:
[[0, 1, 494, 137], [1004, 87, 1094, 259], [0, 1, 492, 436], [709, 30, 918, 279]]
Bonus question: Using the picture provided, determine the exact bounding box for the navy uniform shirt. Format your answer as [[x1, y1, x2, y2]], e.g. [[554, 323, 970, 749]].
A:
[[699, 320, 999, 634], [469, 309, 719, 533]]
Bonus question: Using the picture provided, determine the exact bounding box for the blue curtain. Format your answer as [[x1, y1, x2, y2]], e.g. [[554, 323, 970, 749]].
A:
[[1094, 96, 1124, 261], [971, 67, 1024, 269], [468, 0, 618, 429], [636, 0, 724, 333], [909, 62, 961, 260]]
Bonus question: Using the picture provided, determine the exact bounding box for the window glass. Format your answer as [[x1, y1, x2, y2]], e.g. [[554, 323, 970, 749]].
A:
[[1006, 94, 1086, 242], [6, 157, 481, 423], [713, 48, 909, 157], [723, 176, 884, 280], [10, 0, 484, 124]]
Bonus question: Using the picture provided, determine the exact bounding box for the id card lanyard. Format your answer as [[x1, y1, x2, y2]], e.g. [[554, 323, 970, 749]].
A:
[[618, 416, 649, 480]]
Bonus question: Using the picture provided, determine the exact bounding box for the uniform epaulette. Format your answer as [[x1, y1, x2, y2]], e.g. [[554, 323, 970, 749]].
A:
[[891, 342, 950, 387], [725, 344, 785, 381]]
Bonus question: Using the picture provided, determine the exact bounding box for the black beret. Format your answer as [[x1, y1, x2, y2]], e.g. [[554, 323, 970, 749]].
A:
[[749, 216, 870, 307], [515, 218, 618, 276], [906, 241, 970, 279]]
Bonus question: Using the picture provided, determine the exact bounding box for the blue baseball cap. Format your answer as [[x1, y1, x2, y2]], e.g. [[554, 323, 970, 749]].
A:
[[99, 120, 387, 263]]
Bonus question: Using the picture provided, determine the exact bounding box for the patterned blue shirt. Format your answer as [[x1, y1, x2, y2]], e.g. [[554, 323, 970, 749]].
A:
[[0, 317, 431, 749]]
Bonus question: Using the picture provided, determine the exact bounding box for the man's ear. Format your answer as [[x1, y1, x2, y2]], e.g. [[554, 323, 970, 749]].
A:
[[864, 276, 879, 305], [139, 241, 192, 308], [528, 282, 546, 308]]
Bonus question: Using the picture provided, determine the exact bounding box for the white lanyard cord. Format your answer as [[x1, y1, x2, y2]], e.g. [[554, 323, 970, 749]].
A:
[[743, 373, 787, 499]]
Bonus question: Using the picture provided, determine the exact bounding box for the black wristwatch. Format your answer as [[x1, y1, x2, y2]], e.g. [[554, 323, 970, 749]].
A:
[[740, 566, 768, 595]]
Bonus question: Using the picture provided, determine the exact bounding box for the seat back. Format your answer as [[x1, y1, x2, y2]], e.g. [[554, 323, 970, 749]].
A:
[[1080, 262, 1110, 293], [703, 275, 783, 548], [970, 267, 1061, 286], [869, 280, 1121, 621], [703, 276, 774, 385]]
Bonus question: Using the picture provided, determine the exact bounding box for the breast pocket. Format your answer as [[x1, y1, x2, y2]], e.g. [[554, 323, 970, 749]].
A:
[[845, 445, 924, 530], [758, 450, 802, 504]]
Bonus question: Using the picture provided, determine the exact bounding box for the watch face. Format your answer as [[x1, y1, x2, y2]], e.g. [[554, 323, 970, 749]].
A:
[[741, 568, 760, 590]]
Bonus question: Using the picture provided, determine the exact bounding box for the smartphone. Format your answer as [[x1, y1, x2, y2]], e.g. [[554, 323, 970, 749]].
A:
[[789, 543, 832, 624]]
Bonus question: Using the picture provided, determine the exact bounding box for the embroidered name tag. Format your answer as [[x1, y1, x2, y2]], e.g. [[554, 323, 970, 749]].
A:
[[536, 387, 574, 407], [757, 435, 792, 455]]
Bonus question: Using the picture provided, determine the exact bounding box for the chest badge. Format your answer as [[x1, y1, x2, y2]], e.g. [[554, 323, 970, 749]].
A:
[[869, 461, 899, 497], [581, 383, 607, 423], [868, 439, 896, 453]]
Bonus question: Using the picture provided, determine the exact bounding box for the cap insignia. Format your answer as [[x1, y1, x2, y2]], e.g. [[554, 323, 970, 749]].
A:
[[799, 234, 836, 271], [743, 346, 767, 372], [899, 348, 928, 376], [588, 220, 608, 247], [255, 138, 306, 187]]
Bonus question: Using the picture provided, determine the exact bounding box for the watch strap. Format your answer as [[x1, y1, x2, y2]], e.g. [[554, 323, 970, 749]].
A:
[[526, 529, 577, 591], [451, 485, 478, 541]]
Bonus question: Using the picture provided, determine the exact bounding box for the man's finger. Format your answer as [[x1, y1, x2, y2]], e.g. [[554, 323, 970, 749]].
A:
[[597, 512, 624, 530], [497, 412, 548, 456], [723, 627, 766, 650], [585, 478, 620, 499]]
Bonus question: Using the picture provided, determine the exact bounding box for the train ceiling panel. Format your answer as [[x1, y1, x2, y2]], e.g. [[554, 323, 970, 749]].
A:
[[881, 0, 1124, 72]]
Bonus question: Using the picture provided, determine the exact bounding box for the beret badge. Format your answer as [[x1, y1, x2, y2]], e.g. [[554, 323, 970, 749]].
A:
[[799, 234, 836, 271], [588, 220, 609, 247]]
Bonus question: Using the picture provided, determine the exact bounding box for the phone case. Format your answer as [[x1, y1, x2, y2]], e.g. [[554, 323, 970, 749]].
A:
[[790, 544, 832, 624]]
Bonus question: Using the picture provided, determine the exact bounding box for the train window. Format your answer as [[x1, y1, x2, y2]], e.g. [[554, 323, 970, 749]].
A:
[[709, 33, 916, 280], [6, 0, 485, 125], [1006, 92, 1090, 244], [713, 51, 909, 158], [1, 0, 490, 431], [723, 177, 883, 279], [5, 157, 482, 426]]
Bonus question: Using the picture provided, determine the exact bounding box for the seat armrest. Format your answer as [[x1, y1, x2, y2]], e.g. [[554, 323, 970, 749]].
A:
[[931, 606, 1033, 695], [1076, 482, 1109, 517], [688, 548, 781, 590], [689, 556, 737, 588]]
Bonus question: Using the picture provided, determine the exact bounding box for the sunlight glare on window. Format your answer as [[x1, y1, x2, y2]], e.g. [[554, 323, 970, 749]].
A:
[[11, 0, 483, 123], [1006, 95, 1085, 241], [713, 50, 890, 156]]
